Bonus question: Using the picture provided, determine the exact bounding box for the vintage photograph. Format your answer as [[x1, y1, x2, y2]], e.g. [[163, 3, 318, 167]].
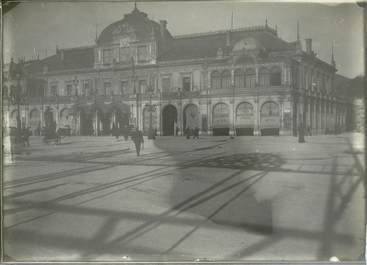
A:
[[2, 1, 365, 262]]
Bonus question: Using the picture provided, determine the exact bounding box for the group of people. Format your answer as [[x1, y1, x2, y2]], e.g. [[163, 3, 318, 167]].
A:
[[185, 127, 199, 139], [112, 123, 130, 141]]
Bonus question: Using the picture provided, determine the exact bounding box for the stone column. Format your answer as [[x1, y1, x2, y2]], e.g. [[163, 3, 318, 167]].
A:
[[279, 100, 285, 135], [229, 98, 235, 136], [207, 99, 212, 135], [320, 99, 324, 134], [313, 98, 317, 135], [254, 98, 260, 136], [317, 99, 321, 134], [306, 97, 312, 129]]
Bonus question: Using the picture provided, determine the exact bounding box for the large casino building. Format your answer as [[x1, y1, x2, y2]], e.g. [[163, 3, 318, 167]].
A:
[[4, 5, 354, 137]]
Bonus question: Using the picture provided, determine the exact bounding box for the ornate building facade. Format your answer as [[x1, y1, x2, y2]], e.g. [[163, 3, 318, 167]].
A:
[[4, 6, 353, 136]]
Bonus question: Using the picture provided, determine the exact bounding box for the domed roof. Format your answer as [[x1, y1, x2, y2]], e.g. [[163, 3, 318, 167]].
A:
[[97, 6, 172, 45]]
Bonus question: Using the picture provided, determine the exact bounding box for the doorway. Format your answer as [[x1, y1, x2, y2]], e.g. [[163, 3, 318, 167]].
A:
[[162, 104, 177, 136]]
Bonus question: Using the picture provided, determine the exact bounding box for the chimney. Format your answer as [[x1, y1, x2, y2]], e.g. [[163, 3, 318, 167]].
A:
[[305, 38, 312, 54], [159, 20, 167, 38]]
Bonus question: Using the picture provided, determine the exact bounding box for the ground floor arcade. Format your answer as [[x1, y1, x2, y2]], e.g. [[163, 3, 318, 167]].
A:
[[5, 94, 352, 137]]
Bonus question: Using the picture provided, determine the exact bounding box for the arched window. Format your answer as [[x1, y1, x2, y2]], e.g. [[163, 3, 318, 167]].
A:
[[213, 103, 230, 128], [211, 71, 221, 89], [245, 68, 256, 88], [234, 69, 245, 88], [221, 70, 231, 89], [270, 66, 282, 86], [261, 101, 280, 116], [259, 67, 270, 87]]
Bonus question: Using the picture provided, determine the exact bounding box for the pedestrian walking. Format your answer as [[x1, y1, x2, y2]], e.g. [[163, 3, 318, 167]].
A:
[[22, 127, 31, 147], [298, 122, 305, 143], [131, 129, 144, 156], [185, 127, 191, 139], [112, 123, 119, 139], [56, 128, 62, 144], [123, 126, 129, 141]]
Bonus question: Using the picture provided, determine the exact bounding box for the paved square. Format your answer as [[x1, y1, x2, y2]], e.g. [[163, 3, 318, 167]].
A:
[[3, 134, 365, 261]]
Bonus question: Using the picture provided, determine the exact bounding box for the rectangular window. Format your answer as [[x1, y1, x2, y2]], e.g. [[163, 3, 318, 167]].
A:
[[119, 47, 130, 63], [104, 81, 111, 96], [82, 80, 90, 96], [120, 81, 128, 95], [137, 46, 148, 62], [66, 84, 72, 96], [270, 73, 281, 86], [50, 85, 57, 96], [102, 49, 112, 64], [182, 76, 191, 92], [138, 80, 147, 94], [161, 77, 171, 92]]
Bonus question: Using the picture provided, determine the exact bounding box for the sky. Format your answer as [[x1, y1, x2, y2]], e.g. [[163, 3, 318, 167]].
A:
[[3, 1, 364, 78]]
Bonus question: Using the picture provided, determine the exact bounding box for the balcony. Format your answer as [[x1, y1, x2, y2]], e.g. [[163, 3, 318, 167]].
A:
[[160, 90, 201, 99], [208, 85, 292, 97], [24, 94, 133, 105]]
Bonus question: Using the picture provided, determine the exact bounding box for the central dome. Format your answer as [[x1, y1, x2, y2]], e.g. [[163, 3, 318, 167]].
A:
[[97, 6, 172, 45]]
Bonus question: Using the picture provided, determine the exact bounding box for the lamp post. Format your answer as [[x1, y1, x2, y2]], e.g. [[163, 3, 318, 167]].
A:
[[147, 87, 155, 139], [231, 83, 235, 138], [158, 89, 162, 136], [256, 79, 260, 136], [9, 60, 26, 143], [72, 76, 81, 134], [178, 87, 183, 136]]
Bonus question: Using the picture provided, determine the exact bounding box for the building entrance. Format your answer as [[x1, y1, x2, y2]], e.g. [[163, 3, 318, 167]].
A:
[[183, 104, 199, 131], [80, 110, 93, 136], [212, 103, 230, 136], [162, 104, 177, 136], [260, 101, 280, 136], [236, 102, 254, 136]]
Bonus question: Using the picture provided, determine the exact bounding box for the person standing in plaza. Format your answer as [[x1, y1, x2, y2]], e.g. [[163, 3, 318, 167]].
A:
[[22, 127, 31, 147], [185, 127, 191, 139], [112, 122, 119, 139], [132, 128, 144, 156], [193, 126, 199, 139]]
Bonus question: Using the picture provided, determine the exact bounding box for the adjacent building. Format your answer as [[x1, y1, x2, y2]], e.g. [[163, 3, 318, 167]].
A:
[[4, 5, 354, 136]]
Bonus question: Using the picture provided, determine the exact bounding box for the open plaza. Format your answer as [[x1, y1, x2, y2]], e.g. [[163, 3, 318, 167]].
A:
[[3, 133, 365, 261]]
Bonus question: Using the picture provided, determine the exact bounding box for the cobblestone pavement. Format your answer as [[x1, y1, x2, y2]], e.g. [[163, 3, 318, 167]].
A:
[[2, 133, 365, 261]]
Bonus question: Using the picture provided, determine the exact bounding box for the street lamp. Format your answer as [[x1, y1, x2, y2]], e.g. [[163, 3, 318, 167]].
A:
[[9, 60, 26, 142], [178, 87, 183, 136], [157, 89, 162, 136], [231, 83, 235, 138], [146, 86, 156, 139]]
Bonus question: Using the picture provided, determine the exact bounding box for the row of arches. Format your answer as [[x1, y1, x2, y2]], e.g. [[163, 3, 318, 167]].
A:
[[159, 101, 281, 136], [9, 101, 281, 136], [211, 66, 282, 89], [9, 106, 130, 136]]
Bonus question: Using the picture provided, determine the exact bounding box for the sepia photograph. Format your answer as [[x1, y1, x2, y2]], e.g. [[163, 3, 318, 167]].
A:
[[1, 0, 365, 262]]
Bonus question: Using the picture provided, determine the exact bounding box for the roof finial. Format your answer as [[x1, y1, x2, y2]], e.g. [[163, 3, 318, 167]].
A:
[[297, 20, 300, 41]]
